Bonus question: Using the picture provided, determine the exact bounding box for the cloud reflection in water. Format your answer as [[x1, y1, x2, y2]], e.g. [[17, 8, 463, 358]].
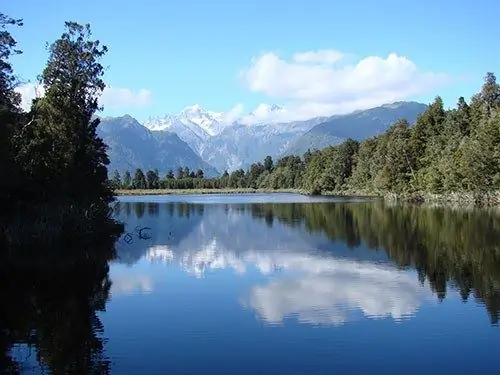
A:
[[141, 242, 429, 326]]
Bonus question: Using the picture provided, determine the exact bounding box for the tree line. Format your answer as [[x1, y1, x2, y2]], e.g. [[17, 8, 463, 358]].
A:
[[1, 14, 122, 248], [119, 76, 500, 202]]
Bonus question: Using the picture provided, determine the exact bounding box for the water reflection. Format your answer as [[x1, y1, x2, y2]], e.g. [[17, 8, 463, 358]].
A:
[[4, 199, 500, 374], [114, 201, 500, 327], [243, 255, 427, 326], [1, 215, 122, 374]]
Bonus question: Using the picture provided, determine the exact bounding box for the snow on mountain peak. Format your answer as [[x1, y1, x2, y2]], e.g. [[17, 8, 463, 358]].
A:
[[179, 105, 226, 136], [180, 104, 206, 116], [143, 103, 287, 135], [143, 114, 178, 131]]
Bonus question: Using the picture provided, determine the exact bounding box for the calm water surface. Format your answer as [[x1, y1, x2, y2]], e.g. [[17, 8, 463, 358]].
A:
[[6, 193, 500, 374]]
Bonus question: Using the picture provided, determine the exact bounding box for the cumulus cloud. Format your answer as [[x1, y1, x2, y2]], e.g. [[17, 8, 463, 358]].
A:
[[222, 103, 245, 124], [14, 82, 153, 111], [239, 49, 452, 123], [293, 49, 344, 64], [100, 86, 153, 109]]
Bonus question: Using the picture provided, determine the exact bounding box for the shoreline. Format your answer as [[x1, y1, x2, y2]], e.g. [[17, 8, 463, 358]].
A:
[[114, 188, 307, 196], [114, 189, 500, 207]]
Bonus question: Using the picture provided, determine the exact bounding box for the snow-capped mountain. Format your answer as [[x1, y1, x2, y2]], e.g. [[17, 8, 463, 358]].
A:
[[144, 105, 229, 137], [179, 105, 227, 136], [101, 101, 428, 175], [98, 115, 219, 177], [142, 103, 322, 171]]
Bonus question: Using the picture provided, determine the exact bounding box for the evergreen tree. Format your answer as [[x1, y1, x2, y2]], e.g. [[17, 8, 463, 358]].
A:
[[195, 169, 204, 179], [264, 155, 274, 172], [27, 22, 112, 203], [110, 170, 122, 190], [166, 169, 174, 179], [0, 13, 23, 208], [146, 169, 160, 189], [176, 167, 183, 179], [123, 171, 132, 189], [132, 168, 146, 189]]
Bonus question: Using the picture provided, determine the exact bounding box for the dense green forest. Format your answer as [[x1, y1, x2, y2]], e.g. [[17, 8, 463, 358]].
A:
[[116, 74, 500, 203], [0, 14, 122, 248]]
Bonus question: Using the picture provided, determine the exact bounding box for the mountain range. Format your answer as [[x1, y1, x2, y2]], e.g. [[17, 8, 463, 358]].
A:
[[97, 115, 219, 177], [99, 101, 428, 176]]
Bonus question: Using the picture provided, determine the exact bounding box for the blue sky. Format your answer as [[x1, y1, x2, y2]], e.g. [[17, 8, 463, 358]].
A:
[[5, 0, 499, 122]]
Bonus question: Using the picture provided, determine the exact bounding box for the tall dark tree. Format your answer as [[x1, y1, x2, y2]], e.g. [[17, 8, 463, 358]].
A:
[[166, 169, 175, 179], [123, 171, 132, 189], [195, 169, 204, 179], [110, 170, 122, 190], [264, 155, 274, 172], [30, 22, 112, 203], [0, 13, 23, 209], [132, 168, 146, 189], [146, 169, 160, 189], [176, 167, 183, 179]]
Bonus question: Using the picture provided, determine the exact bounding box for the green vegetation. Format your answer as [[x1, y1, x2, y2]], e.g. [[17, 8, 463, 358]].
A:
[[115, 74, 500, 205], [0, 14, 122, 249]]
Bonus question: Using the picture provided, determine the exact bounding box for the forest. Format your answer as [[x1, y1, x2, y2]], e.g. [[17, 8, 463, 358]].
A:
[[0, 14, 122, 249], [115, 73, 500, 203]]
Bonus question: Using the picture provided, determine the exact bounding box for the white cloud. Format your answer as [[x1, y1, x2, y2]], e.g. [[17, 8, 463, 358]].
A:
[[293, 49, 344, 64], [100, 86, 153, 109], [239, 49, 452, 122], [14, 83, 153, 111], [15, 82, 45, 111], [222, 103, 244, 123]]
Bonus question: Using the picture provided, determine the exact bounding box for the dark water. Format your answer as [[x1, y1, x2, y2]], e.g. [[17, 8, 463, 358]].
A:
[[4, 194, 500, 374]]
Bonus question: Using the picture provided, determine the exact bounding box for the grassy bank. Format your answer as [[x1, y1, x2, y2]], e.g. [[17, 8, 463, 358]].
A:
[[384, 191, 500, 207], [114, 188, 500, 207], [115, 188, 307, 196]]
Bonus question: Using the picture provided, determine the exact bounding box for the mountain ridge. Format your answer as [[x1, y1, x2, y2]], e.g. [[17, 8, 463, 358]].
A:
[[98, 115, 219, 177], [99, 101, 428, 176]]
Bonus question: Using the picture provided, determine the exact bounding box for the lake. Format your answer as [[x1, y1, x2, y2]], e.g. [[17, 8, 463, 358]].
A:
[[5, 193, 500, 374]]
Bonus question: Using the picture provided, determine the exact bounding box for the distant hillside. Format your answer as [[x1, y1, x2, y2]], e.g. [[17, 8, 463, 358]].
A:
[[284, 101, 428, 156], [200, 117, 327, 172], [98, 115, 219, 177]]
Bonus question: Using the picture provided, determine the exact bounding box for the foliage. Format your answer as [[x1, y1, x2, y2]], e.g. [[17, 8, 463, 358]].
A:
[[115, 73, 500, 204], [0, 14, 122, 249]]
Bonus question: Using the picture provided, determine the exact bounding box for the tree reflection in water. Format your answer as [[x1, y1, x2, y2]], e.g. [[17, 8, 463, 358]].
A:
[[0, 214, 123, 374], [250, 202, 500, 325]]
